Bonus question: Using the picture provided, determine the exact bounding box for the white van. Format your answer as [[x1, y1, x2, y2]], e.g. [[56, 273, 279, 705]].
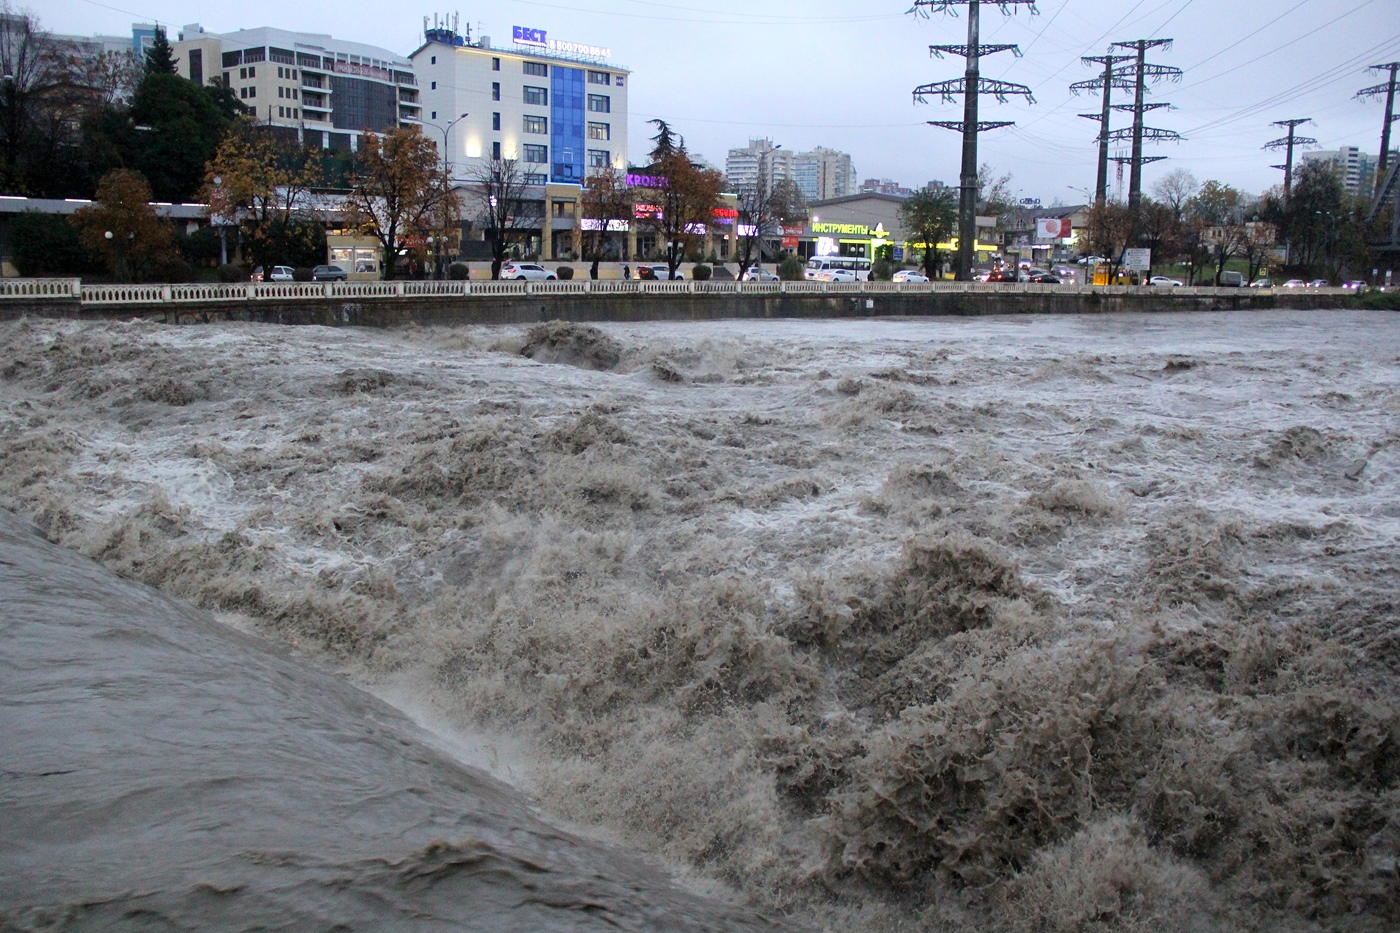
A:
[[805, 256, 872, 281]]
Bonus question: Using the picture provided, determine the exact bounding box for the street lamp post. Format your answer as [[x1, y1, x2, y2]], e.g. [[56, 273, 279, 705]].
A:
[[417, 112, 468, 278], [754, 143, 781, 278]]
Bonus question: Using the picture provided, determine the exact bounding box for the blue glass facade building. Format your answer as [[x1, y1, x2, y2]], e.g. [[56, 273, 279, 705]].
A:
[[550, 66, 585, 183]]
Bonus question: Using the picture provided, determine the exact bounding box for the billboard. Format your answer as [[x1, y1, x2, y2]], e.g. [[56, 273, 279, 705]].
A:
[[1122, 248, 1152, 271], [1036, 217, 1073, 239]]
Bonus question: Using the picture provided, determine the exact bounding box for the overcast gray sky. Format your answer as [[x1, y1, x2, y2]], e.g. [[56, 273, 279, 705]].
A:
[[40, 0, 1400, 204]]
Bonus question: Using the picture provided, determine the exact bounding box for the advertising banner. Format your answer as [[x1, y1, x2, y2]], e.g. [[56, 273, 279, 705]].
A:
[[1036, 217, 1073, 239]]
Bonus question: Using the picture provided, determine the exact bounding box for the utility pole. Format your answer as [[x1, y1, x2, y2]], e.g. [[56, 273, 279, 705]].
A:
[[1262, 119, 1317, 204], [911, 0, 1037, 281], [1108, 39, 1182, 215], [1072, 52, 1133, 205]]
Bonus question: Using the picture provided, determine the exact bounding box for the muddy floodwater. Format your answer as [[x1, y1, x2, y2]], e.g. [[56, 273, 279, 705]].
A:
[[1, 311, 1397, 932]]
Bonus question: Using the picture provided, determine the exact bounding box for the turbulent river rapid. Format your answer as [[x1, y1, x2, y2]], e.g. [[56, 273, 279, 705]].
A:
[[1, 311, 1397, 932]]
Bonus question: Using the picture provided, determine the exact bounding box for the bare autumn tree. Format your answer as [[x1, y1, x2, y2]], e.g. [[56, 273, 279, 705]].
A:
[[736, 176, 805, 275], [69, 168, 172, 281], [1151, 168, 1199, 221], [635, 119, 723, 279], [465, 154, 541, 280], [1190, 180, 1247, 285], [579, 165, 632, 280], [1084, 199, 1135, 283], [342, 128, 457, 280], [204, 123, 324, 271]]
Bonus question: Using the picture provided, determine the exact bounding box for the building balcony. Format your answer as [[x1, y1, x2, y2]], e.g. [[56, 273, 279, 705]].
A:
[[302, 101, 332, 113]]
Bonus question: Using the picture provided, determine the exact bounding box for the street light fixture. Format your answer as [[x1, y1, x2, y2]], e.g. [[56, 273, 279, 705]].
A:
[[755, 143, 781, 279], [414, 112, 469, 279]]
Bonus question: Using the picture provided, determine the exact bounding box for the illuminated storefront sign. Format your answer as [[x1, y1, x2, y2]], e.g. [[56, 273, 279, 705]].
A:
[[512, 25, 612, 59], [811, 221, 873, 236], [626, 173, 667, 188]]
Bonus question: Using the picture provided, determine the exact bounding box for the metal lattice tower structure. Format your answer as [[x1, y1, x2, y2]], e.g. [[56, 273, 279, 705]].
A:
[[1356, 63, 1400, 248], [1109, 39, 1183, 214], [1262, 119, 1317, 204], [912, 0, 1038, 281], [1071, 52, 1134, 205]]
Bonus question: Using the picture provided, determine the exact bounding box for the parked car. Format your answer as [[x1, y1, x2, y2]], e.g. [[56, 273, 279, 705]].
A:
[[638, 263, 683, 280], [311, 264, 347, 282], [500, 262, 557, 281], [251, 265, 295, 282], [1250, 278, 1273, 288], [1149, 276, 1183, 287], [811, 268, 858, 283], [892, 270, 929, 283], [987, 268, 1019, 283], [1282, 279, 1309, 288], [741, 267, 779, 282], [1026, 270, 1061, 284], [1308, 278, 1331, 288]]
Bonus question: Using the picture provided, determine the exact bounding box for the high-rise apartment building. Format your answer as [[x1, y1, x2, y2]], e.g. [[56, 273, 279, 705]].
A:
[[859, 178, 913, 197], [791, 147, 855, 202], [172, 24, 420, 149], [726, 139, 793, 192], [411, 21, 629, 184], [1300, 146, 1397, 197]]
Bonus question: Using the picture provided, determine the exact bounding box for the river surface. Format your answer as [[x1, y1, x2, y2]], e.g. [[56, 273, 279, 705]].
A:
[[2, 311, 1397, 932]]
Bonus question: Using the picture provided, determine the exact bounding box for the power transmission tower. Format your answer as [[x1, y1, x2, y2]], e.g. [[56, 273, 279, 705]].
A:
[[1071, 52, 1133, 205], [1108, 39, 1182, 214], [1262, 119, 1317, 203], [911, 0, 1037, 281], [1356, 63, 1399, 249]]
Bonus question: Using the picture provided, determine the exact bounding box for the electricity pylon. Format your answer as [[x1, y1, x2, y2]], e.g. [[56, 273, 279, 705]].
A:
[[1109, 38, 1183, 213], [912, 0, 1037, 280], [1072, 52, 1134, 205], [1262, 119, 1317, 203]]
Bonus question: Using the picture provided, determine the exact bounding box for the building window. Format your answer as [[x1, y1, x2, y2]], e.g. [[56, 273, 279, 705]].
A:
[[523, 144, 548, 163], [523, 61, 547, 77], [247, 66, 255, 78], [294, 109, 298, 119], [278, 106, 284, 117], [524, 173, 548, 186], [492, 57, 500, 71], [523, 85, 548, 106], [587, 149, 610, 168], [492, 141, 502, 160], [292, 69, 297, 80], [240, 87, 247, 99], [588, 122, 610, 140], [430, 55, 436, 65], [431, 80, 436, 89], [523, 115, 548, 135], [293, 88, 298, 100], [277, 66, 283, 78], [278, 87, 284, 98], [189, 48, 203, 85], [587, 71, 610, 85], [587, 94, 610, 113], [492, 82, 500, 101], [431, 110, 436, 120], [492, 112, 500, 131], [248, 86, 255, 97], [239, 67, 247, 80]]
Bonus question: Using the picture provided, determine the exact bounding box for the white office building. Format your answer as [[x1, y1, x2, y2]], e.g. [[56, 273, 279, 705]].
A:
[[410, 20, 629, 184], [171, 24, 420, 149]]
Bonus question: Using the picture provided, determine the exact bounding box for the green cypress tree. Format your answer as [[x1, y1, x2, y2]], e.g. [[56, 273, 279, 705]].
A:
[[144, 28, 178, 75]]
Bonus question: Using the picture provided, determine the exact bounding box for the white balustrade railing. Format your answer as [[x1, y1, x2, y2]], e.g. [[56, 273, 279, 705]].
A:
[[0, 275, 1337, 307], [0, 277, 81, 298]]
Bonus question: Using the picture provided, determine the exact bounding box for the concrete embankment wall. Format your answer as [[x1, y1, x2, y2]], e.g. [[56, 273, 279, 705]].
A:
[[0, 289, 1358, 326]]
